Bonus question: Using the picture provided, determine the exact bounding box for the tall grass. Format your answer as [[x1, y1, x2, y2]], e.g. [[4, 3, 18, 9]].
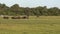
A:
[[0, 16, 60, 34]]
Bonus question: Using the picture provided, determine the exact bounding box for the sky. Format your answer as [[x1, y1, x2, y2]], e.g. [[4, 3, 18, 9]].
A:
[[0, 0, 60, 8]]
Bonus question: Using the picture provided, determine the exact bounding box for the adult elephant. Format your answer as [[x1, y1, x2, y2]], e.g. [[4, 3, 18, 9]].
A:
[[22, 16, 29, 19], [11, 16, 20, 19], [3, 16, 9, 19]]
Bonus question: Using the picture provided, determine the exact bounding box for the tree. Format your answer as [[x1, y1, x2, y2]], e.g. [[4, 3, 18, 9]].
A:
[[10, 4, 20, 15], [0, 3, 9, 15], [48, 7, 59, 16], [0, 3, 60, 16]]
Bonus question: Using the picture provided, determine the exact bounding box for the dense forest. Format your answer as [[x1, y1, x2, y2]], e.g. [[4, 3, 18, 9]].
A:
[[0, 3, 60, 16]]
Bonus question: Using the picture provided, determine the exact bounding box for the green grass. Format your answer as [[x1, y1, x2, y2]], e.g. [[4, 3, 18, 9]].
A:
[[0, 16, 60, 34]]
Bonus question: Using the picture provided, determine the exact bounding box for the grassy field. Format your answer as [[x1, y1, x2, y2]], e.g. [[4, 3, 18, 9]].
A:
[[0, 16, 60, 34]]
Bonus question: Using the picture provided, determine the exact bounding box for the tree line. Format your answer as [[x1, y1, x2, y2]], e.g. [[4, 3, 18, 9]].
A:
[[0, 3, 60, 16]]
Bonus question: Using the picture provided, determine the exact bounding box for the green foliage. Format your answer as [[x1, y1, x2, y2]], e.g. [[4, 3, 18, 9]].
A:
[[0, 3, 60, 16]]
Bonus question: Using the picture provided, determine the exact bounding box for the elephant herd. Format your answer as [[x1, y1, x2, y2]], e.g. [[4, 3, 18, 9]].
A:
[[3, 16, 29, 19]]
